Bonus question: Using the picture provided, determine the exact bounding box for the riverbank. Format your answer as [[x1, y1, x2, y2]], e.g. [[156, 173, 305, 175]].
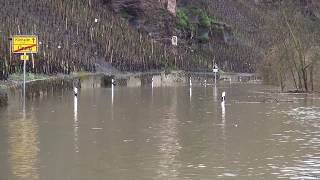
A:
[[0, 70, 262, 106], [0, 70, 262, 89], [0, 72, 98, 106], [0, 72, 95, 89]]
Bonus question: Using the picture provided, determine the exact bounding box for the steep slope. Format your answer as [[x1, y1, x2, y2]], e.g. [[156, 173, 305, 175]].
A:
[[174, 0, 320, 73], [0, 0, 176, 80], [1, 0, 319, 80]]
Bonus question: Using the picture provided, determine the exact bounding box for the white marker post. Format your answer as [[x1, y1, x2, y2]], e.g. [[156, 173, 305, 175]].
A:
[[74, 87, 78, 96], [221, 91, 226, 102], [221, 91, 226, 123], [151, 77, 154, 88]]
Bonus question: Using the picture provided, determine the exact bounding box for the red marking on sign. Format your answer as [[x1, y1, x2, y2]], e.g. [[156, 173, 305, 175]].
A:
[[14, 44, 37, 53]]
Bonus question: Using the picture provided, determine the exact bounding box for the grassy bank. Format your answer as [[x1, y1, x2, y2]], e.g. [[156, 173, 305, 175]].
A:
[[0, 72, 97, 89]]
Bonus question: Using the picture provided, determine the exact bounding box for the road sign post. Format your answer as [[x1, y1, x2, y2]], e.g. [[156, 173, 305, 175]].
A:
[[213, 64, 218, 84], [12, 35, 38, 100], [20, 53, 29, 98], [172, 36, 178, 46]]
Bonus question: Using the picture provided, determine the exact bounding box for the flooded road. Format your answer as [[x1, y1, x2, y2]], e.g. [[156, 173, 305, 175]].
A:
[[0, 83, 320, 179]]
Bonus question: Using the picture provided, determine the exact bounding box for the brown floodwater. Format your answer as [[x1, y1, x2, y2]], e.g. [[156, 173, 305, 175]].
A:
[[0, 83, 320, 179]]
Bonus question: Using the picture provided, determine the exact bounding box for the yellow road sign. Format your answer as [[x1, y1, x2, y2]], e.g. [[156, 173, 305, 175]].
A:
[[20, 54, 29, 61], [12, 35, 38, 54]]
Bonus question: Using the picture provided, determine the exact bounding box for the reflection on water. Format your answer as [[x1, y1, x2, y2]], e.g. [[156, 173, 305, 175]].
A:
[[213, 85, 218, 102], [74, 96, 79, 153], [8, 109, 40, 180], [111, 81, 114, 105], [221, 101, 226, 124], [278, 156, 320, 179], [286, 107, 320, 121], [155, 88, 181, 179]]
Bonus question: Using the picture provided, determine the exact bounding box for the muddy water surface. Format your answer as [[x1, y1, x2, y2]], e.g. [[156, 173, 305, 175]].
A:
[[0, 84, 320, 179]]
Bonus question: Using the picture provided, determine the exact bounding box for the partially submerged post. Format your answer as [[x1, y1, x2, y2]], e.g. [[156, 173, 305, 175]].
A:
[[74, 87, 78, 96], [111, 78, 114, 104], [101, 75, 115, 87], [73, 79, 81, 96], [221, 91, 226, 123], [221, 91, 226, 102], [151, 77, 154, 88]]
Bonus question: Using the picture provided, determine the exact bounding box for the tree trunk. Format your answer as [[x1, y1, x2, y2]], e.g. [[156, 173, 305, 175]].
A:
[[290, 68, 298, 90], [310, 64, 314, 92], [302, 69, 308, 92]]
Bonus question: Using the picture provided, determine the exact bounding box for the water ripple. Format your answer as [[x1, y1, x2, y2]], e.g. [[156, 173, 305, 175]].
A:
[[285, 107, 320, 121]]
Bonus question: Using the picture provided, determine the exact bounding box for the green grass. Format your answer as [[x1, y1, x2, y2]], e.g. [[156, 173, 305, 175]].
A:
[[8, 73, 51, 82], [177, 8, 189, 29], [0, 84, 6, 90]]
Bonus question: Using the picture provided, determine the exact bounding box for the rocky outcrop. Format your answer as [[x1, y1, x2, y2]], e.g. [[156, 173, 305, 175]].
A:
[[111, 0, 176, 16], [167, 0, 177, 15], [112, 0, 155, 17], [160, 0, 176, 15], [110, 0, 177, 39]]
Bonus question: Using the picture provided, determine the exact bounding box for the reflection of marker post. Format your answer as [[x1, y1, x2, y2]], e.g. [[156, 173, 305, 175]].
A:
[[189, 87, 192, 101], [213, 84, 217, 102], [221, 101, 225, 123], [73, 95, 79, 153], [111, 79, 114, 105]]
